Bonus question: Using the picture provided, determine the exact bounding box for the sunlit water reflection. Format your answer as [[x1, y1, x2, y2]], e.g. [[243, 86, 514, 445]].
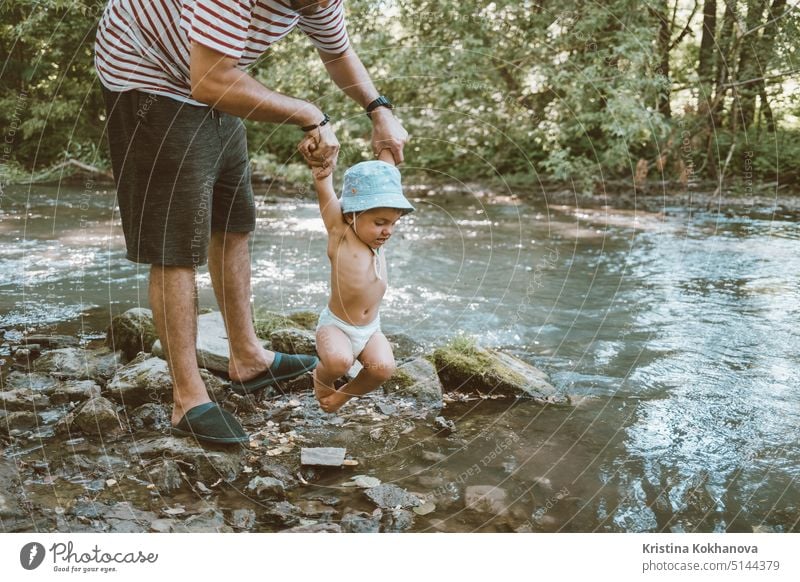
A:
[[1, 183, 798, 531]]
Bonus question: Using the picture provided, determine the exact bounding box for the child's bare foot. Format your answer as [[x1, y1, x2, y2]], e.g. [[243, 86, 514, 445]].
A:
[[318, 384, 356, 414], [313, 369, 337, 406]]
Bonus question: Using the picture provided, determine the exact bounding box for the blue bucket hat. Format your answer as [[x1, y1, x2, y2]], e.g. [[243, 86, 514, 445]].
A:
[[340, 160, 415, 215]]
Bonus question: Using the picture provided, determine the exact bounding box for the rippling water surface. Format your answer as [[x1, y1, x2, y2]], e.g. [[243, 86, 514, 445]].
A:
[[1, 183, 798, 531]]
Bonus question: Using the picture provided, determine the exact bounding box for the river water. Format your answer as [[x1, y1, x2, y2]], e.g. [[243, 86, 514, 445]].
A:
[[1, 183, 798, 532]]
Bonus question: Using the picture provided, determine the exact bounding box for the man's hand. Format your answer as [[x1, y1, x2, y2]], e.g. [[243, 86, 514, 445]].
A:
[[298, 123, 340, 178], [370, 107, 409, 164]]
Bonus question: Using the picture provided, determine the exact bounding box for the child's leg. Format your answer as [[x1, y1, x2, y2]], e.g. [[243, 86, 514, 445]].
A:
[[314, 325, 354, 407], [319, 333, 395, 413]]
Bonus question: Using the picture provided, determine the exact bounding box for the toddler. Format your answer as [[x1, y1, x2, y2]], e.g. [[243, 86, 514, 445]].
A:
[[311, 152, 414, 412]]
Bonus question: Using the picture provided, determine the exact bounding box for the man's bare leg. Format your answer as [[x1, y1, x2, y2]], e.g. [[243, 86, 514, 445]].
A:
[[208, 231, 274, 382], [149, 265, 210, 425]]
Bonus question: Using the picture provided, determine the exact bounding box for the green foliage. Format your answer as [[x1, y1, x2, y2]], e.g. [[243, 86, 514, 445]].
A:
[[2, 0, 798, 189]]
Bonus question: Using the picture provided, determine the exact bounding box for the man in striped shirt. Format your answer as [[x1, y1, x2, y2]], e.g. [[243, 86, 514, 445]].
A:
[[96, 0, 408, 444]]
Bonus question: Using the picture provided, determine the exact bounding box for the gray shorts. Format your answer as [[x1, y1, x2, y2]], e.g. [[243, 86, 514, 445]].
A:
[[102, 87, 255, 266]]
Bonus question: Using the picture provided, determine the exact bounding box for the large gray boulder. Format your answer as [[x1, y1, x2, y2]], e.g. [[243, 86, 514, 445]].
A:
[[33, 347, 122, 382], [71, 397, 122, 437], [128, 436, 244, 482], [269, 328, 317, 356], [106, 353, 227, 407], [432, 339, 564, 402], [152, 311, 233, 374], [107, 308, 158, 361], [384, 357, 443, 407]]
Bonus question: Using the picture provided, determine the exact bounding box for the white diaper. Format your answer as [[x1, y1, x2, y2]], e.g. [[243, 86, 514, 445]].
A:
[[317, 306, 381, 357]]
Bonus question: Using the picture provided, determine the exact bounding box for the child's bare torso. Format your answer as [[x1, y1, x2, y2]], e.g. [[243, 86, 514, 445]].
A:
[[327, 227, 387, 326]]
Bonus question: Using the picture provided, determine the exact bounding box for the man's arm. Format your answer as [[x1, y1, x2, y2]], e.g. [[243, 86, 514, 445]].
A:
[[313, 171, 345, 234], [318, 47, 409, 163], [190, 42, 338, 176]]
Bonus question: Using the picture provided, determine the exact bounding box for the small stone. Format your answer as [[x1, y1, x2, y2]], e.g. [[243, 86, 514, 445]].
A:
[[149, 519, 175, 533], [281, 522, 341, 533], [231, 508, 257, 530], [413, 500, 436, 516], [342, 459, 359, 467], [364, 483, 421, 509], [352, 475, 381, 489], [421, 450, 447, 463], [434, 416, 456, 433], [246, 476, 286, 499], [147, 460, 185, 492], [465, 485, 508, 516], [71, 397, 122, 436], [376, 402, 396, 415], [23, 334, 79, 349], [381, 508, 415, 532], [301, 447, 346, 467], [340, 510, 382, 533]]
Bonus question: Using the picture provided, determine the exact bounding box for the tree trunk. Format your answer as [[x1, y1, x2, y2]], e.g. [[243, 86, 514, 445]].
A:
[[655, 4, 672, 118], [732, 0, 767, 130], [754, 0, 786, 132], [696, 0, 717, 114]]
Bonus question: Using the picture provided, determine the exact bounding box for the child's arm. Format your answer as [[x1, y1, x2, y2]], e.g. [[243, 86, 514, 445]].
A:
[[313, 168, 345, 233]]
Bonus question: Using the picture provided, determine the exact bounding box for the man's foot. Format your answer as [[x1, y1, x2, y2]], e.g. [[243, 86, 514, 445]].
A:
[[229, 352, 318, 395]]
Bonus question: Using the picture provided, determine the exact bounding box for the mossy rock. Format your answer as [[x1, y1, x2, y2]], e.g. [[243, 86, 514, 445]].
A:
[[432, 337, 562, 401], [253, 310, 297, 339], [106, 308, 158, 361], [287, 311, 319, 330]]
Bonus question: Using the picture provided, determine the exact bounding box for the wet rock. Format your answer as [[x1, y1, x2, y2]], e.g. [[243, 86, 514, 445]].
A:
[[270, 328, 317, 356], [258, 461, 297, 489], [413, 499, 436, 516], [294, 499, 337, 519], [465, 485, 508, 516], [182, 509, 233, 532], [0, 389, 51, 412], [432, 339, 562, 401], [106, 353, 171, 406], [281, 522, 341, 533], [434, 416, 456, 434], [364, 483, 422, 509], [0, 459, 22, 519], [129, 403, 170, 431], [386, 333, 425, 361], [71, 499, 103, 520], [147, 460, 185, 492], [50, 380, 101, 405], [279, 372, 314, 393], [381, 508, 415, 532], [287, 311, 318, 330], [152, 311, 231, 373], [231, 508, 257, 530], [129, 436, 244, 482], [301, 447, 346, 467], [150, 519, 176, 533], [385, 357, 443, 407], [1, 411, 39, 434], [247, 476, 286, 499], [253, 310, 297, 339], [2, 371, 59, 394], [107, 308, 158, 361], [421, 450, 447, 463], [341, 509, 382, 533], [33, 347, 122, 382], [259, 500, 303, 528], [23, 334, 80, 350], [71, 397, 122, 436]]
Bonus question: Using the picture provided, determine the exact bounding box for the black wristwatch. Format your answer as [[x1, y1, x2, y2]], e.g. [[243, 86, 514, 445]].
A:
[[366, 96, 393, 118]]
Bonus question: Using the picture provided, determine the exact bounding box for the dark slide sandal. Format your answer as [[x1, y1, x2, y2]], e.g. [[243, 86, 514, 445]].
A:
[[229, 352, 319, 395], [171, 402, 249, 444]]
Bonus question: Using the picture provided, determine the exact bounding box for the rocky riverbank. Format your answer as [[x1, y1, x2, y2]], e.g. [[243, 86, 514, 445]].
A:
[[0, 309, 568, 533]]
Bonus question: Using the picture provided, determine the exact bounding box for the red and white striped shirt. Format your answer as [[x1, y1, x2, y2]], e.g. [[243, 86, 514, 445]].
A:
[[94, 0, 350, 104]]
